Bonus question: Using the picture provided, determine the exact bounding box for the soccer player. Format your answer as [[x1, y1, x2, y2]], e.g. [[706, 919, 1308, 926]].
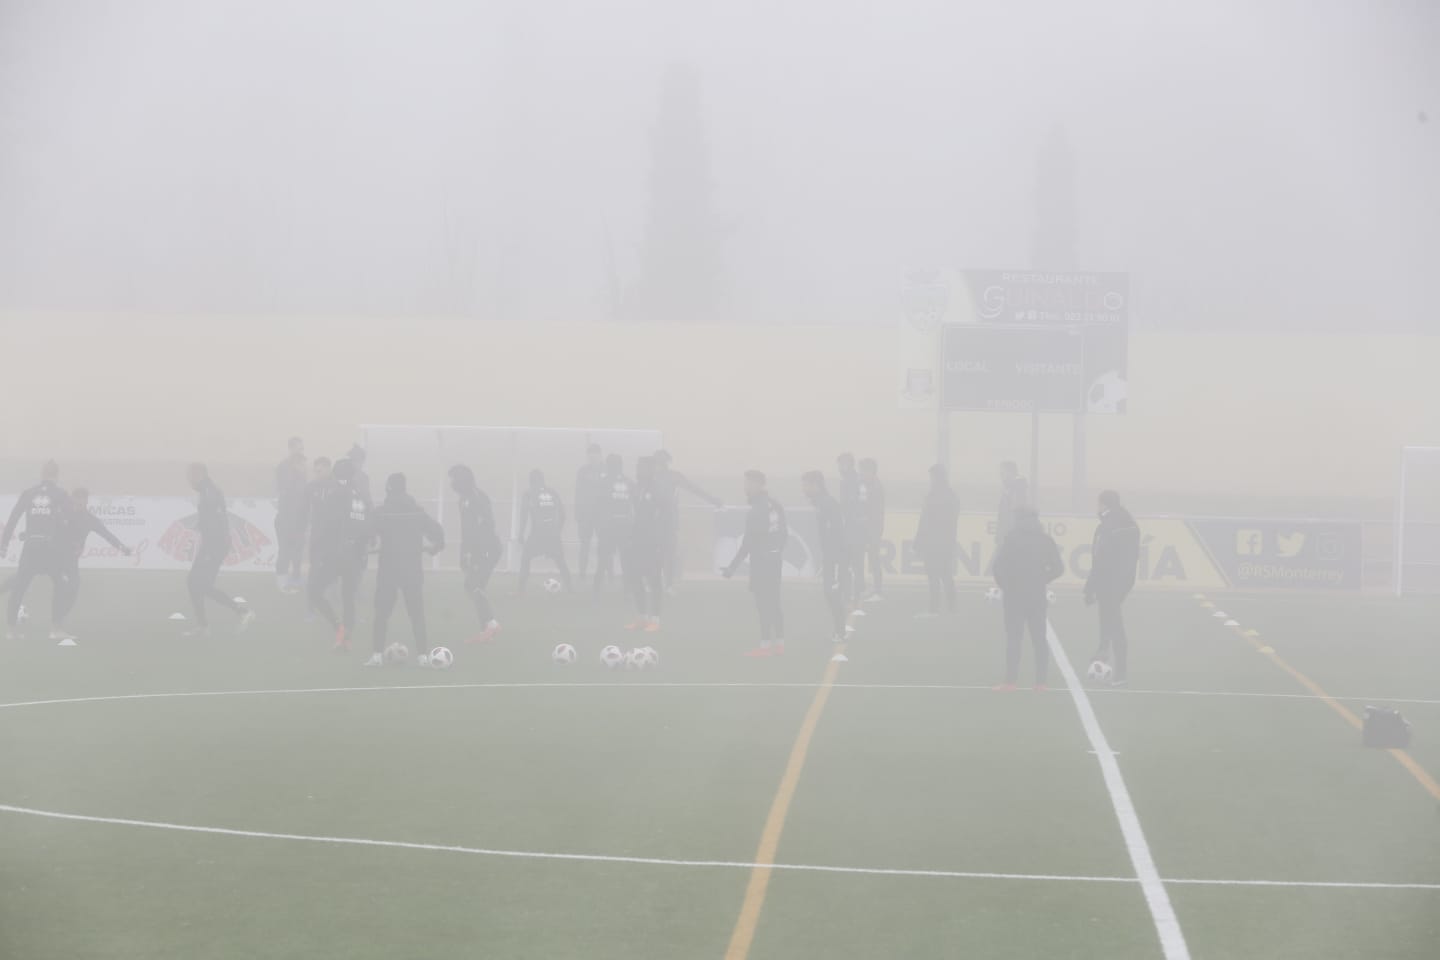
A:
[[449, 464, 502, 643], [995, 460, 1030, 545], [347, 444, 374, 506], [1084, 490, 1141, 687], [300, 456, 333, 621], [991, 506, 1063, 691], [516, 469, 572, 594], [652, 450, 722, 593], [594, 454, 634, 591], [626, 456, 664, 632], [914, 464, 959, 618], [857, 457, 886, 601], [364, 474, 444, 667], [574, 444, 606, 579], [274, 436, 307, 593], [184, 463, 254, 637], [836, 453, 866, 614], [308, 458, 371, 651], [801, 470, 849, 644], [2, 461, 73, 639], [51, 488, 133, 640], [723, 470, 788, 657]]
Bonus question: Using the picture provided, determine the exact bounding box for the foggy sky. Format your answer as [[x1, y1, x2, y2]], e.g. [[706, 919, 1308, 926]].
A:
[[1, 0, 1435, 330]]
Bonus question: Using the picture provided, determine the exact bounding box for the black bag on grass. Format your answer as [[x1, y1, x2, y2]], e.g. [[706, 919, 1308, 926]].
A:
[[1362, 706, 1411, 749]]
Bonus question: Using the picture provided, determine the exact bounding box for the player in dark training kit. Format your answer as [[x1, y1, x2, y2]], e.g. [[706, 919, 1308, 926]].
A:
[[991, 506, 1064, 691], [626, 456, 664, 632], [723, 470, 788, 657], [300, 456, 333, 621], [857, 457, 886, 601], [516, 470, 572, 594], [2, 461, 73, 640], [594, 455, 634, 592], [574, 444, 606, 580], [836, 453, 867, 616], [914, 464, 959, 617], [274, 436, 307, 593], [49, 488, 132, 641], [802, 471, 850, 644], [185, 463, 254, 637], [449, 464, 503, 643], [308, 459, 371, 651], [364, 474, 444, 667]]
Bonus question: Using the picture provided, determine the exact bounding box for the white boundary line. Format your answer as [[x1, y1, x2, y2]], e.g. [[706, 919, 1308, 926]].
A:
[[1047, 620, 1191, 960], [1, 802, 1435, 892], [2, 682, 1437, 713]]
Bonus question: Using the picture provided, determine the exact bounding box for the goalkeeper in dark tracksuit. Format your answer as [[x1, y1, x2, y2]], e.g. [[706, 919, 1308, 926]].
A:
[[2, 461, 73, 639], [1085, 490, 1141, 686], [364, 474, 444, 667], [308, 458, 371, 652], [516, 470, 572, 594], [184, 463, 253, 637], [724, 470, 788, 658], [449, 464, 503, 643], [626, 456, 664, 632], [802, 471, 850, 644]]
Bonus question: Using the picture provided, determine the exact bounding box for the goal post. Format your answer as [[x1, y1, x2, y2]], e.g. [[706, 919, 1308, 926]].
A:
[[1396, 445, 1440, 596], [358, 425, 664, 572]]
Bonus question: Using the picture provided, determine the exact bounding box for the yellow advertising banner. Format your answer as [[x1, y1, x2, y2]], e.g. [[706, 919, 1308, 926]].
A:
[[878, 512, 1227, 591]]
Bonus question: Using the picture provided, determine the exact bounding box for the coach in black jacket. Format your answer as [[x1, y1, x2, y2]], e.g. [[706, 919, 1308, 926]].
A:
[[1084, 490, 1141, 685], [992, 507, 1064, 690]]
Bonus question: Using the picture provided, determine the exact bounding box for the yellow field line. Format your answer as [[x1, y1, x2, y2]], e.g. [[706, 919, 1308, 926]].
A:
[[723, 655, 843, 960], [1217, 607, 1440, 804]]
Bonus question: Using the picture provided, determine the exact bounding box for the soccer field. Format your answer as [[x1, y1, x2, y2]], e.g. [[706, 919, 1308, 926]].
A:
[[1, 574, 1438, 959]]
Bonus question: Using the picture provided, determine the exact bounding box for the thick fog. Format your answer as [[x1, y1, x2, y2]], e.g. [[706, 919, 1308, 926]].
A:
[[1, 0, 1435, 330]]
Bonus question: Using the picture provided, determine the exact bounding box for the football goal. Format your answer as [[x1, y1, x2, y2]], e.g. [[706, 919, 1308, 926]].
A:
[[1395, 445, 1440, 596]]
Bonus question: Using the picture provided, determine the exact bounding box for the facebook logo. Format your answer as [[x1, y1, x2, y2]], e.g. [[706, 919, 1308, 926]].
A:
[[1235, 529, 1264, 556]]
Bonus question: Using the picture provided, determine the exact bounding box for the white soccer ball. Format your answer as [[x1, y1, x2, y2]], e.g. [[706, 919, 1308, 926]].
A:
[[428, 646, 454, 670], [985, 586, 1003, 603], [600, 644, 625, 669], [543, 577, 563, 594], [1087, 369, 1128, 414], [1086, 660, 1114, 683], [552, 643, 578, 665], [384, 642, 410, 664], [625, 648, 650, 671], [639, 646, 659, 668]]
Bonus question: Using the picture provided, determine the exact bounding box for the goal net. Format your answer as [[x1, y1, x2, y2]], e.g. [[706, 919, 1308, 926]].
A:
[[358, 425, 664, 572], [1396, 446, 1440, 595]]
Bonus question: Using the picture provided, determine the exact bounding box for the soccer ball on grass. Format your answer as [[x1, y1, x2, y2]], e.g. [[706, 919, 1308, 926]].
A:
[[552, 643, 578, 665]]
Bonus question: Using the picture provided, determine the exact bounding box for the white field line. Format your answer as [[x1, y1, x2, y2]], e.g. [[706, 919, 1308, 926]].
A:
[[1047, 620, 1191, 960], [1, 802, 1436, 892], [2, 682, 1437, 713]]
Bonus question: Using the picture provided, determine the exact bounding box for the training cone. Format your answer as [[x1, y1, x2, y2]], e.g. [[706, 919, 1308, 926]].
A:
[[831, 653, 849, 663], [57, 638, 78, 647], [168, 612, 187, 621]]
